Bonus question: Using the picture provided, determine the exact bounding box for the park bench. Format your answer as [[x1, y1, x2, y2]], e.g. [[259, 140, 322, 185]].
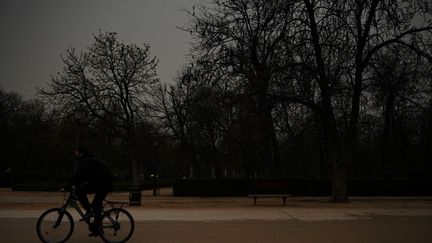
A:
[[247, 181, 291, 206]]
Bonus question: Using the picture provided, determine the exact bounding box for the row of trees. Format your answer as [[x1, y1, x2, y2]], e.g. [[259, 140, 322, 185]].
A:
[[0, 83, 169, 187], [38, 32, 160, 186], [1, 0, 431, 201], [155, 0, 432, 201], [0, 86, 69, 183]]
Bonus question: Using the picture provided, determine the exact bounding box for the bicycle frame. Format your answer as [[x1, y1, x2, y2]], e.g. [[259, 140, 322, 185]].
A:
[[58, 189, 125, 227], [54, 190, 89, 228], [38, 188, 134, 243]]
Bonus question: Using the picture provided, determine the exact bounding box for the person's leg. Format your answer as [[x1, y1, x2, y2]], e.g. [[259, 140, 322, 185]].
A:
[[92, 190, 109, 225], [86, 186, 108, 236], [88, 190, 109, 236], [76, 186, 92, 213]]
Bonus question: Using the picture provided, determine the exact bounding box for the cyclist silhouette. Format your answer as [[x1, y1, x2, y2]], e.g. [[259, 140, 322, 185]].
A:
[[63, 146, 113, 236]]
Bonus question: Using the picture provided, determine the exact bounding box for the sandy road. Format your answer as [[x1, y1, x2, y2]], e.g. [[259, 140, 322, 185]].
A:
[[1, 216, 432, 243], [1, 189, 432, 242]]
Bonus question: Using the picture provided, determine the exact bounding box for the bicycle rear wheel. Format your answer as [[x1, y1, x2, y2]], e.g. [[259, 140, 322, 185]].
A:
[[100, 208, 135, 243], [36, 208, 74, 243]]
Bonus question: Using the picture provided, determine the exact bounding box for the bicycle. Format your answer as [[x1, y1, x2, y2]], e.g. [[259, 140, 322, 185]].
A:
[[36, 187, 135, 243]]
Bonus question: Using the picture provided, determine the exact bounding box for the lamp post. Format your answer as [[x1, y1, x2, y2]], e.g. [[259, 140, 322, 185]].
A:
[[152, 141, 159, 196], [74, 107, 86, 146]]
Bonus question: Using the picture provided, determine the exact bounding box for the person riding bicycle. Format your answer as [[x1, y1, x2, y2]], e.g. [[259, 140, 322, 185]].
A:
[[64, 146, 113, 236]]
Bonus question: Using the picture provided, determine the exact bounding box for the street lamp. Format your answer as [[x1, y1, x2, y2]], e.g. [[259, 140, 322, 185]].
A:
[[152, 141, 159, 196], [74, 107, 86, 146]]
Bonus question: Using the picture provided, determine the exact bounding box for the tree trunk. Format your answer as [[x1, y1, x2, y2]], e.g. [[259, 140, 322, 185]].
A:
[[262, 107, 281, 176], [127, 143, 140, 187], [124, 130, 142, 205], [345, 68, 363, 176], [252, 96, 280, 177], [382, 92, 395, 174], [255, 80, 280, 177], [320, 99, 348, 202], [125, 130, 140, 187], [304, 0, 348, 202]]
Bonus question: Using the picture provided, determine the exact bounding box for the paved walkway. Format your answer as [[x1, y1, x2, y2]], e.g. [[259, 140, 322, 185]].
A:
[[1, 189, 432, 242], [2, 217, 432, 243], [1, 188, 432, 221], [2, 206, 432, 221]]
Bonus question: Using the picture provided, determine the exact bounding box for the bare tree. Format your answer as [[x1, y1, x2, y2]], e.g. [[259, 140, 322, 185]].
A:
[[154, 68, 198, 177], [0, 86, 23, 128], [289, 0, 432, 202], [369, 46, 431, 174], [183, 0, 302, 176], [39, 31, 159, 186], [181, 0, 432, 200]]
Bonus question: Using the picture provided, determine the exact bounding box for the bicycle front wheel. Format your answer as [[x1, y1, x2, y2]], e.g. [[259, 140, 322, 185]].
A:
[[100, 208, 135, 243], [36, 208, 74, 243]]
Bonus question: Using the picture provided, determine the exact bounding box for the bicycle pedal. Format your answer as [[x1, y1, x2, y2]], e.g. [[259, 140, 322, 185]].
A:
[[88, 232, 100, 237], [80, 214, 93, 222]]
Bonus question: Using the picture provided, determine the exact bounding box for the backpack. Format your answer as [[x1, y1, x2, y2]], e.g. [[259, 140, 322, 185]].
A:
[[91, 157, 114, 182]]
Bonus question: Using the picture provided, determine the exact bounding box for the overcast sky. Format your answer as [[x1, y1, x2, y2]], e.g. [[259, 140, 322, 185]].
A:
[[0, 0, 198, 98]]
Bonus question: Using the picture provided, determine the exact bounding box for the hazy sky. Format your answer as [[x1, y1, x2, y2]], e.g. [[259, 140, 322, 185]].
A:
[[0, 0, 198, 98]]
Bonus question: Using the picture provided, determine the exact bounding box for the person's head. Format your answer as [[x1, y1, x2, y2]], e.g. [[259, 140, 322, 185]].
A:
[[74, 146, 89, 159]]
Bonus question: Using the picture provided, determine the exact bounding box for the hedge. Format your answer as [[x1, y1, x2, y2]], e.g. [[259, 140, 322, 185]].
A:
[[173, 178, 432, 197], [10, 179, 174, 192]]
